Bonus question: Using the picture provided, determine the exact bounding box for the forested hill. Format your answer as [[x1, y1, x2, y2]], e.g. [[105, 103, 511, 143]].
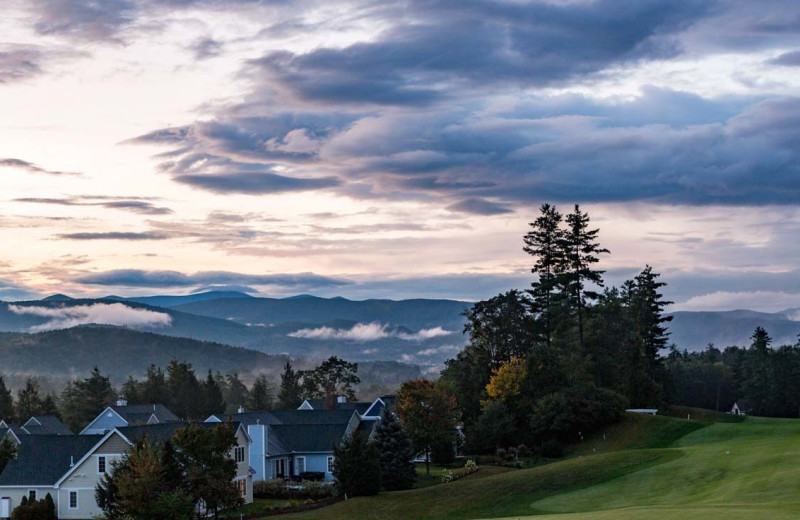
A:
[[0, 326, 286, 384], [668, 310, 800, 350]]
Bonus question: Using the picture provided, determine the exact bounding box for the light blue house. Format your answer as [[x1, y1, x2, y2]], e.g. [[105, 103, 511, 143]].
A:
[[80, 400, 181, 435]]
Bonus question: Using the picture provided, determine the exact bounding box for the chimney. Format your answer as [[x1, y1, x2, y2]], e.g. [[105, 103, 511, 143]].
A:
[[116, 398, 127, 407], [238, 406, 245, 414], [337, 396, 347, 404], [70, 456, 74, 467]]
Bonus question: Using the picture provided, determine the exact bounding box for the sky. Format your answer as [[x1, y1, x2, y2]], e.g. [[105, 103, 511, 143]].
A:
[[1, 0, 800, 311]]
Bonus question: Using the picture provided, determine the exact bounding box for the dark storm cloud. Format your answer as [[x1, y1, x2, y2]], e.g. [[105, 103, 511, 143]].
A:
[[57, 231, 171, 240], [14, 196, 173, 215], [447, 199, 513, 216], [75, 269, 350, 288], [0, 158, 80, 175], [174, 171, 340, 194], [250, 0, 711, 106]]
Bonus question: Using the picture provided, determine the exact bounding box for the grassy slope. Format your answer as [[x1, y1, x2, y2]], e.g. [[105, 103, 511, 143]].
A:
[[285, 412, 800, 520]]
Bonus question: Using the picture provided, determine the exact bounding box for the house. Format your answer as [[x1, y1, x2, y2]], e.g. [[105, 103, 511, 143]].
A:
[[21, 416, 72, 436], [0, 416, 72, 445], [0, 421, 253, 519], [296, 395, 396, 419], [80, 400, 180, 435], [206, 408, 360, 482], [730, 400, 752, 416]]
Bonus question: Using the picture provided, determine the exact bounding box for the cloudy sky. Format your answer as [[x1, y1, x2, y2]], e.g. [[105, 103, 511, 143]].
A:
[[1, 0, 800, 311]]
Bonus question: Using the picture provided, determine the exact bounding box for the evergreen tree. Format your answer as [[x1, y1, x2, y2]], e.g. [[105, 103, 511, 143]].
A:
[[166, 360, 201, 419], [247, 375, 274, 411], [60, 366, 116, 431], [0, 375, 14, 422], [277, 362, 302, 409], [742, 327, 772, 416], [0, 437, 18, 474], [222, 373, 249, 413], [332, 432, 381, 497], [200, 370, 226, 418], [373, 408, 416, 491], [560, 205, 609, 353], [630, 266, 673, 377], [140, 365, 170, 405], [15, 378, 44, 422], [524, 203, 566, 349]]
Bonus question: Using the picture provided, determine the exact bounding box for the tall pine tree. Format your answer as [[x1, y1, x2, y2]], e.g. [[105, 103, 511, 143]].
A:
[[277, 362, 302, 409], [0, 375, 14, 422], [524, 203, 566, 349], [247, 375, 274, 411], [561, 205, 609, 353]]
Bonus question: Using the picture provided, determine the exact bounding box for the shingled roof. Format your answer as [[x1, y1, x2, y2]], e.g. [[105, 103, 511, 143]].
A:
[[0, 435, 101, 486], [116, 421, 242, 444], [111, 404, 180, 425], [22, 415, 73, 435], [268, 423, 350, 454], [300, 399, 372, 415]]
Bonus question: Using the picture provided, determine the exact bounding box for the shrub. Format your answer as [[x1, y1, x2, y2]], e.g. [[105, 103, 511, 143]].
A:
[[495, 448, 509, 461], [299, 472, 326, 482], [11, 493, 57, 520], [441, 469, 454, 483], [541, 439, 565, 459], [464, 460, 478, 473], [333, 433, 381, 497], [253, 479, 337, 500], [516, 444, 531, 457]]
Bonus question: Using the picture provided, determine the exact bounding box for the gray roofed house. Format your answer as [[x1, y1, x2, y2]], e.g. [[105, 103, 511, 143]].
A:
[[0, 435, 100, 487], [22, 415, 73, 436], [297, 397, 372, 415], [268, 423, 351, 454], [80, 400, 181, 435]]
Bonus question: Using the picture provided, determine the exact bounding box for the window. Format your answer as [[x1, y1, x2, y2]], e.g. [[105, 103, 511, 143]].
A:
[[327, 456, 334, 473], [234, 446, 245, 463], [98, 456, 107, 474], [237, 479, 246, 498], [295, 457, 306, 475], [68, 491, 78, 510], [27, 490, 36, 502]]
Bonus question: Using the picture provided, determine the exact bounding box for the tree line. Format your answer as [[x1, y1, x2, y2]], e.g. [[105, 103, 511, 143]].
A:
[[0, 356, 362, 431]]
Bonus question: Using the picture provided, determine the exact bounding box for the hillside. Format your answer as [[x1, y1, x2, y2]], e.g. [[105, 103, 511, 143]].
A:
[[173, 295, 471, 330], [0, 326, 422, 393], [287, 413, 800, 520], [668, 310, 800, 349]]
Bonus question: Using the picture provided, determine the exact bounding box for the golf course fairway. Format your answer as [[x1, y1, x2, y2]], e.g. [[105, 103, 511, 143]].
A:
[[286, 413, 800, 520]]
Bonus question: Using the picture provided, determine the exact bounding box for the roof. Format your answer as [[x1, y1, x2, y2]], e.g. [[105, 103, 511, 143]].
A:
[[115, 421, 243, 444], [734, 399, 752, 411], [110, 404, 180, 425], [356, 418, 379, 438], [299, 399, 372, 414], [22, 415, 73, 435], [211, 409, 355, 427], [268, 423, 349, 454], [0, 435, 101, 486]]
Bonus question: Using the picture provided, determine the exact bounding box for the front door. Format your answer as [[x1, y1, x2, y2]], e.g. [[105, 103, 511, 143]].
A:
[[274, 459, 286, 478], [1, 498, 11, 518]]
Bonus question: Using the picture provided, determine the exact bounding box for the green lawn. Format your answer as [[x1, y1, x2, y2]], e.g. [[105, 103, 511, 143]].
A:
[[220, 498, 303, 517], [278, 412, 800, 520]]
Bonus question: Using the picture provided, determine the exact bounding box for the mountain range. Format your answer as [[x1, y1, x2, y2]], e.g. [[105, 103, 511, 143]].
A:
[[1, 291, 799, 380]]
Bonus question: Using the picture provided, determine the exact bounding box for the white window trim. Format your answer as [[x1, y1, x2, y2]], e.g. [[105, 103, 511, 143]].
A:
[[295, 456, 306, 475], [97, 455, 107, 475], [327, 456, 334, 473], [68, 491, 79, 510]]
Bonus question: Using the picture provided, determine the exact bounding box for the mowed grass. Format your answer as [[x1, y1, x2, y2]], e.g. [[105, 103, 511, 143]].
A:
[[281, 413, 800, 520]]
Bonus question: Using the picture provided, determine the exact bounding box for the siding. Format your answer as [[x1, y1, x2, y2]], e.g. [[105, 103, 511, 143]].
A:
[[0, 488, 55, 519], [81, 410, 126, 435]]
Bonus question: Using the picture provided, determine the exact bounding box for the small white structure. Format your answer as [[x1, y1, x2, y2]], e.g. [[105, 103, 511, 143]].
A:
[[626, 408, 658, 416], [730, 400, 751, 416]]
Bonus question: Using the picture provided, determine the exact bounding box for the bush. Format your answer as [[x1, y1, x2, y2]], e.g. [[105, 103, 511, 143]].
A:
[[299, 472, 326, 482], [464, 460, 478, 473], [465, 402, 515, 454], [517, 444, 531, 457], [441, 469, 454, 483], [11, 493, 57, 520], [253, 480, 337, 500], [541, 439, 565, 459]]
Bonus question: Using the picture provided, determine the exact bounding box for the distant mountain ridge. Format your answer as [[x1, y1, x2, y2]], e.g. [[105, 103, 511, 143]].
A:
[[668, 309, 800, 350]]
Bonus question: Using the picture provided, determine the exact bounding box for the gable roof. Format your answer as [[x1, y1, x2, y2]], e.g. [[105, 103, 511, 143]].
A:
[[298, 399, 372, 415], [111, 404, 180, 425], [268, 423, 349, 454], [22, 415, 72, 435], [0, 435, 101, 486], [115, 421, 246, 445]]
